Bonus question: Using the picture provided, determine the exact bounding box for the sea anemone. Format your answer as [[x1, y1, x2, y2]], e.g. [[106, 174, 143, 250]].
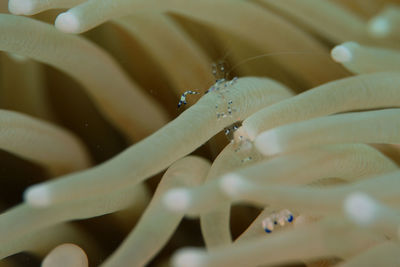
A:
[[1, 0, 400, 266]]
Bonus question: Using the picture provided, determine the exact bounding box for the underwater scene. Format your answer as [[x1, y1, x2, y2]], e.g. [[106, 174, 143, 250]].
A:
[[0, 0, 400, 266]]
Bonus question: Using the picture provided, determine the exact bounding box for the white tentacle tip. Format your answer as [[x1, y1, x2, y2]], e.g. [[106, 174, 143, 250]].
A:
[[254, 129, 281, 156], [331, 45, 352, 63], [163, 188, 191, 213], [368, 17, 390, 37], [344, 192, 378, 226], [171, 248, 206, 267], [42, 243, 88, 267], [24, 184, 51, 207], [220, 173, 246, 197], [55, 12, 80, 33], [8, 0, 34, 15], [331, 42, 360, 63]]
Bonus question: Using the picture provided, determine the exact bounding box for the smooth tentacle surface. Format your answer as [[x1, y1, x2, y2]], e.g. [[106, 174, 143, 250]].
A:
[[163, 144, 397, 243], [24, 77, 292, 207], [0, 55, 54, 121], [219, 170, 400, 216], [114, 13, 214, 96], [3, 223, 97, 261], [9, 0, 346, 87], [173, 144, 397, 243], [172, 218, 384, 267], [0, 183, 148, 259], [0, 110, 90, 175], [256, 0, 369, 44], [338, 241, 400, 267], [331, 42, 400, 73], [8, 0, 84, 15], [103, 156, 210, 267], [243, 72, 400, 140], [255, 108, 400, 156], [0, 14, 168, 140]]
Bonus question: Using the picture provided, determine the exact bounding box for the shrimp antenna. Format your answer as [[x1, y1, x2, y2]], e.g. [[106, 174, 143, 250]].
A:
[[226, 50, 326, 76]]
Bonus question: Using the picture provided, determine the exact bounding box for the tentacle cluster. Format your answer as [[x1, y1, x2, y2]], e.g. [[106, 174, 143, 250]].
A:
[[1, 0, 400, 266]]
